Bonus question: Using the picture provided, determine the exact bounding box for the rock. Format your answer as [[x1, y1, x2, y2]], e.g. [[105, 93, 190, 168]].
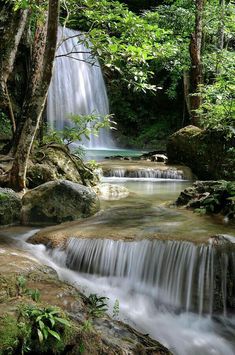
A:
[[94, 183, 129, 200], [27, 145, 98, 188], [0, 242, 172, 355], [21, 180, 100, 225], [0, 188, 22, 226], [167, 125, 235, 180], [176, 180, 235, 221], [150, 154, 168, 163]]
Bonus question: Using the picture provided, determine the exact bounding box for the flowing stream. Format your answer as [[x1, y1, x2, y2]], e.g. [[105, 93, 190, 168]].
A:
[[1, 172, 235, 355]]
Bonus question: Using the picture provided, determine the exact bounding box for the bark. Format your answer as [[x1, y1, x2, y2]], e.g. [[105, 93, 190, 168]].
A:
[[10, 0, 60, 191], [189, 0, 204, 126], [0, 4, 28, 133], [12, 16, 48, 154]]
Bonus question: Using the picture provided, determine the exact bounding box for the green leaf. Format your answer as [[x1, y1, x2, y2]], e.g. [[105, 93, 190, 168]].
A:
[[37, 328, 44, 343], [47, 329, 61, 341], [54, 317, 71, 327]]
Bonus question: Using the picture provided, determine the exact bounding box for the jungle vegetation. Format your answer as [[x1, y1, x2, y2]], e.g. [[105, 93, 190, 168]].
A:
[[0, 0, 234, 190]]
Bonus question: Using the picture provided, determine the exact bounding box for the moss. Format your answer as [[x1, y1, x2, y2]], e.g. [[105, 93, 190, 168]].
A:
[[0, 314, 20, 354]]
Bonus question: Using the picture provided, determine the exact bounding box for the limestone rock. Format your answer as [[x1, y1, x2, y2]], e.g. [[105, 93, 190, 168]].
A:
[[94, 183, 129, 200], [27, 145, 98, 188], [0, 188, 21, 226], [167, 125, 235, 180], [21, 180, 100, 225]]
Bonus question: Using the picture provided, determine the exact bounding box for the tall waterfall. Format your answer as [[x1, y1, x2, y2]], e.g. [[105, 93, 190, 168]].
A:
[[47, 27, 115, 148], [53, 238, 235, 316]]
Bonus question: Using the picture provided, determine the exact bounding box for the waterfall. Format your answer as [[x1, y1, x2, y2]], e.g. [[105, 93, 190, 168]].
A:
[[47, 26, 115, 148], [102, 167, 185, 180], [53, 238, 235, 316]]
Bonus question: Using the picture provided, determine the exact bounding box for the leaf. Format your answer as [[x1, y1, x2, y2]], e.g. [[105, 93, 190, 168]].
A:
[[37, 328, 44, 343], [38, 320, 45, 330], [54, 317, 71, 327], [47, 329, 61, 341]]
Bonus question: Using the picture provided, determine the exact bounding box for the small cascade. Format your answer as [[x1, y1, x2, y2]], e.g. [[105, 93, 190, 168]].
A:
[[102, 167, 185, 180], [54, 238, 235, 315], [47, 26, 115, 148]]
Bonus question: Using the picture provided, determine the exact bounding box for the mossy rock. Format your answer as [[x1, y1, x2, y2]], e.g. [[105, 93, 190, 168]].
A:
[[27, 145, 98, 188], [176, 180, 235, 221], [21, 180, 100, 225], [167, 125, 235, 180], [0, 188, 21, 226]]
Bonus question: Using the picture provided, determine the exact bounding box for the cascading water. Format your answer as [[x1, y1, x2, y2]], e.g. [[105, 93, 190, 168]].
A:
[[47, 26, 115, 148], [52, 238, 235, 316], [102, 167, 185, 180]]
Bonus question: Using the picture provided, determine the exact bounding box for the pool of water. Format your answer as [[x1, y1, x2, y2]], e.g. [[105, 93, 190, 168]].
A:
[[1, 175, 234, 355]]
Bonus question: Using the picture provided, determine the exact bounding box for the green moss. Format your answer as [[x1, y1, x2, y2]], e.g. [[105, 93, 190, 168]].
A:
[[0, 314, 19, 354], [0, 193, 8, 201]]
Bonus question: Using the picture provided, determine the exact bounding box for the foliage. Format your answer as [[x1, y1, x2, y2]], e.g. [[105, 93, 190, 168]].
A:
[[197, 51, 235, 131], [87, 293, 109, 318], [81, 319, 93, 333], [20, 305, 70, 343], [16, 275, 41, 302], [43, 113, 115, 146], [0, 111, 11, 137], [61, 0, 175, 92], [112, 299, 120, 318]]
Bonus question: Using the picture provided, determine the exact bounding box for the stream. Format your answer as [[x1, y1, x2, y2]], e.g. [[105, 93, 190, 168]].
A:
[[1, 166, 235, 355]]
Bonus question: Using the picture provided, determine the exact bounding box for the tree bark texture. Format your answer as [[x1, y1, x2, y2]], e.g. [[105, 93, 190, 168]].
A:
[[189, 0, 204, 126], [10, 0, 60, 191], [0, 3, 28, 133]]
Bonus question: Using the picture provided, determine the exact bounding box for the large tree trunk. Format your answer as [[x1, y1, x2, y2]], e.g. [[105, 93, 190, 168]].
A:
[[11, 17, 48, 155], [0, 3, 28, 134], [189, 0, 204, 126], [10, 0, 60, 191]]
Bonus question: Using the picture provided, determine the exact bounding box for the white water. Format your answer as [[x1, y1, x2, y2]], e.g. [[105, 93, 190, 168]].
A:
[[47, 27, 115, 148], [5, 229, 235, 355], [3, 178, 235, 355], [103, 167, 185, 180]]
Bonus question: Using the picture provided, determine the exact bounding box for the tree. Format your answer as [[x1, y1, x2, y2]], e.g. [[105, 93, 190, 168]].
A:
[[9, 0, 60, 191], [189, 0, 204, 125], [0, 2, 29, 133]]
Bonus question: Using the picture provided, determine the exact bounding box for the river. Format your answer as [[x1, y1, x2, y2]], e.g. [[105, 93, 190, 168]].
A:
[[1, 166, 235, 355]]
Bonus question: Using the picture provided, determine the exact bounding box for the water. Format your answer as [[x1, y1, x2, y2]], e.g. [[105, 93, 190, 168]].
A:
[[1, 177, 235, 354], [47, 27, 115, 148]]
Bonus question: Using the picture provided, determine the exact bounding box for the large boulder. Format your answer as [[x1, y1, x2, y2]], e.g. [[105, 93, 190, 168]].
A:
[[27, 145, 98, 188], [21, 180, 100, 225], [0, 188, 22, 226], [167, 125, 235, 180]]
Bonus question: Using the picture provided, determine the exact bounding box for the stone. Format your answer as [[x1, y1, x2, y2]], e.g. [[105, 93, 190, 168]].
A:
[[0, 243, 172, 354], [94, 183, 129, 200], [21, 180, 100, 225], [167, 125, 235, 180], [27, 145, 98, 188], [0, 188, 22, 226], [176, 180, 235, 221]]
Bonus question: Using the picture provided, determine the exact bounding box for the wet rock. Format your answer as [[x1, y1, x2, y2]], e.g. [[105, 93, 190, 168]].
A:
[[176, 180, 235, 221], [21, 180, 100, 225], [0, 243, 172, 355], [0, 188, 22, 226], [27, 145, 98, 188], [167, 125, 235, 180], [94, 183, 129, 200]]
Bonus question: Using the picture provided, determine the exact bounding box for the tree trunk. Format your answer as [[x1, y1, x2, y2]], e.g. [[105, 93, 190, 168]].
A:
[[189, 0, 204, 126], [10, 0, 60, 191], [0, 3, 28, 133], [11, 17, 48, 155]]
